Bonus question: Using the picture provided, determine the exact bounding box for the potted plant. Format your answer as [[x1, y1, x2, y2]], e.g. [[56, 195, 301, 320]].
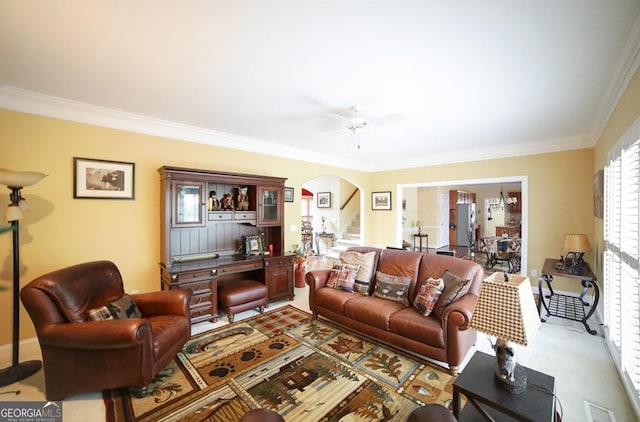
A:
[[291, 244, 307, 288]]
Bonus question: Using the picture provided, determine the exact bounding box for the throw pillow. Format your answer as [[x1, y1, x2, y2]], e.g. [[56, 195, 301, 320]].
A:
[[413, 277, 444, 317], [432, 270, 471, 318], [373, 271, 412, 305], [87, 294, 142, 321], [327, 264, 360, 292], [339, 251, 376, 295]]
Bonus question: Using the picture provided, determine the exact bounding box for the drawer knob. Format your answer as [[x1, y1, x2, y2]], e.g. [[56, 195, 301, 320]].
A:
[[211, 269, 217, 276]]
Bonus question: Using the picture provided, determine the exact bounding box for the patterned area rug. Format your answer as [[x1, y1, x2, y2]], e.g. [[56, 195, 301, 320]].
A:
[[104, 305, 457, 421]]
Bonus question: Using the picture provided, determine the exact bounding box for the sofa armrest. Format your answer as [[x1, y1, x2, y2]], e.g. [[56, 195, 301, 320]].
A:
[[306, 269, 331, 314], [441, 293, 478, 330], [39, 319, 152, 349], [306, 270, 331, 291], [132, 290, 191, 318]]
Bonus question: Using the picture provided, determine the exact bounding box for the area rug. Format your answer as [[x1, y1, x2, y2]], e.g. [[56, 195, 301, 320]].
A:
[[103, 305, 457, 421]]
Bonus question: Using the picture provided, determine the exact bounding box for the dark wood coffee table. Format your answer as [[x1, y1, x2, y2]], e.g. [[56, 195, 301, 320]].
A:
[[453, 352, 556, 421]]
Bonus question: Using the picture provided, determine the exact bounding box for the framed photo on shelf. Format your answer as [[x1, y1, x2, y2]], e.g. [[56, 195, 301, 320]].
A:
[[73, 157, 135, 199], [372, 191, 392, 210], [317, 192, 331, 208], [244, 235, 264, 256], [284, 187, 294, 202]]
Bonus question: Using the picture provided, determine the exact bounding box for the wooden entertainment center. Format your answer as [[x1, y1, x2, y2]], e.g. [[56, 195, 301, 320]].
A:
[[158, 166, 294, 324]]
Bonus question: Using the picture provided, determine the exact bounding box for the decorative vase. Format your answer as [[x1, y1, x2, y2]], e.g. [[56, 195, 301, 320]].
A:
[[295, 262, 306, 288]]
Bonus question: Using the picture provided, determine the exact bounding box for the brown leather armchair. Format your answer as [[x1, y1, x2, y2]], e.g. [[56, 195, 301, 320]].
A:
[[20, 260, 191, 400]]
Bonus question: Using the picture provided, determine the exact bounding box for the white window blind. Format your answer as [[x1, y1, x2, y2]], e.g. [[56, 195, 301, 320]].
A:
[[604, 116, 640, 409]]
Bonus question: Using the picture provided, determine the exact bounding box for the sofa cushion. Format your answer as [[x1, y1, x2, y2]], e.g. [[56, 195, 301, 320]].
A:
[[413, 278, 444, 317], [339, 251, 376, 295], [344, 296, 406, 331], [432, 270, 471, 318], [315, 287, 362, 315], [389, 308, 445, 348], [87, 294, 142, 321], [373, 271, 412, 305], [327, 264, 360, 292]]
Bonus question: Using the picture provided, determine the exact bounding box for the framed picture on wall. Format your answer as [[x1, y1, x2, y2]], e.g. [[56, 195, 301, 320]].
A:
[[593, 170, 604, 218], [317, 192, 331, 208], [284, 187, 294, 202], [372, 191, 392, 210], [73, 157, 135, 199]]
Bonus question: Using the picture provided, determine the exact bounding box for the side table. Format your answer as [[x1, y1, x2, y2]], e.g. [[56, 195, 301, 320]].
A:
[[413, 233, 429, 252], [453, 352, 555, 421], [538, 258, 599, 335]]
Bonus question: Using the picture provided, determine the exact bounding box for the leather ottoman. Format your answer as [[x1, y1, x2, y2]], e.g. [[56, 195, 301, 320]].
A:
[[218, 280, 268, 322]]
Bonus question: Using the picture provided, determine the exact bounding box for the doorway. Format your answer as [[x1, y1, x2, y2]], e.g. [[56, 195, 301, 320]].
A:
[[398, 176, 528, 275]]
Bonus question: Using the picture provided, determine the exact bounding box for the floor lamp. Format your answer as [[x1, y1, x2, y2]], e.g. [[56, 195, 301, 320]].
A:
[[0, 169, 46, 387]]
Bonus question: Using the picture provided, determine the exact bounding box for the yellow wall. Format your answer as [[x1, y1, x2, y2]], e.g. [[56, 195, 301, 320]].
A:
[[0, 99, 610, 344], [594, 67, 640, 282], [368, 149, 596, 292], [0, 109, 368, 343]]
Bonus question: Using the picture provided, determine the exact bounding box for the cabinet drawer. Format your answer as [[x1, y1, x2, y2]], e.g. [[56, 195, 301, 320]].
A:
[[190, 294, 213, 308], [181, 280, 213, 296], [191, 306, 214, 320], [234, 211, 257, 221], [218, 261, 264, 274], [265, 257, 293, 268], [173, 269, 216, 283], [208, 212, 233, 221]]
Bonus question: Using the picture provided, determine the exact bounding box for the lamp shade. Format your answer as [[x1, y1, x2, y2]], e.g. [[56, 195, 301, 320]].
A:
[[0, 169, 47, 188], [563, 233, 591, 253], [470, 273, 540, 346]]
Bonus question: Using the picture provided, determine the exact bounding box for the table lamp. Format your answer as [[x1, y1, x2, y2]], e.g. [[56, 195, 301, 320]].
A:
[[0, 168, 47, 387], [563, 233, 590, 275], [469, 273, 541, 394], [416, 220, 422, 235]]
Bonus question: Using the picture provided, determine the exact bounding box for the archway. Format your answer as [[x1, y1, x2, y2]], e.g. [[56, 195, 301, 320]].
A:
[[301, 175, 363, 257]]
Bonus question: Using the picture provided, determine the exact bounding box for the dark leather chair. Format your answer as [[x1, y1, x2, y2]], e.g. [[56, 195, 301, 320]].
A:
[[20, 260, 191, 400], [407, 404, 457, 421], [239, 409, 284, 422]]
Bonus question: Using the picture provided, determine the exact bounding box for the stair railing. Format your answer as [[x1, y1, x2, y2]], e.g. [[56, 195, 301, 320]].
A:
[[340, 188, 359, 210]]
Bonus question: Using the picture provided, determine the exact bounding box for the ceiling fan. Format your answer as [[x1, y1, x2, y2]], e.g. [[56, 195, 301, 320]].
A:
[[323, 105, 403, 149]]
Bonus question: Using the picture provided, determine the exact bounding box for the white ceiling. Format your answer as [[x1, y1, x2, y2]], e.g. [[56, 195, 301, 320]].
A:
[[2, 1, 640, 172]]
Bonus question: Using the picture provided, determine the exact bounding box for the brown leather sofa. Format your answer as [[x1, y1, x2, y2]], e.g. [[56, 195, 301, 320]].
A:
[[306, 247, 484, 375], [20, 260, 192, 400]]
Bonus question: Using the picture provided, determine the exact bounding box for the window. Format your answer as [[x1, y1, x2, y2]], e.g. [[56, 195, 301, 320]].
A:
[[604, 116, 640, 411]]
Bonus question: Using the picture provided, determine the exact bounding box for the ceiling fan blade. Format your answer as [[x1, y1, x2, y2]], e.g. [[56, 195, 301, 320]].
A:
[[326, 112, 350, 124], [370, 113, 404, 126], [309, 128, 347, 137]]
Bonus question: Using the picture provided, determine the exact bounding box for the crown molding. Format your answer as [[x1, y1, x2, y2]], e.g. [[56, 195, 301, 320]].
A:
[[590, 13, 640, 140], [0, 85, 364, 171], [0, 85, 598, 173]]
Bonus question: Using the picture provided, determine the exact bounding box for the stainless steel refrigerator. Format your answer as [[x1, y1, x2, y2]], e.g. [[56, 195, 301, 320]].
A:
[[456, 203, 476, 247]]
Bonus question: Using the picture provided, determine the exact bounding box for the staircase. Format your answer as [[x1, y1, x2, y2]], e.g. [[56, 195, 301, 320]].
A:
[[328, 213, 361, 257]]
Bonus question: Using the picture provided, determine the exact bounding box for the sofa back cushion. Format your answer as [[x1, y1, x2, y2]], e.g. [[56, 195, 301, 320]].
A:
[[339, 250, 377, 295], [345, 247, 382, 294], [415, 253, 484, 300], [375, 249, 423, 299]]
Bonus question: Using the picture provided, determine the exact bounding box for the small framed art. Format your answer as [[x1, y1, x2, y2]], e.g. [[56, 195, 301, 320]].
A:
[[372, 191, 392, 210], [284, 187, 294, 202], [73, 157, 135, 199], [244, 235, 264, 256], [317, 192, 331, 208]]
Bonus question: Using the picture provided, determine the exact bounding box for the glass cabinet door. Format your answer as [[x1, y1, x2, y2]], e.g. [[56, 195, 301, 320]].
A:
[[258, 186, 282, 226], [172, 180, 205, 227]]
